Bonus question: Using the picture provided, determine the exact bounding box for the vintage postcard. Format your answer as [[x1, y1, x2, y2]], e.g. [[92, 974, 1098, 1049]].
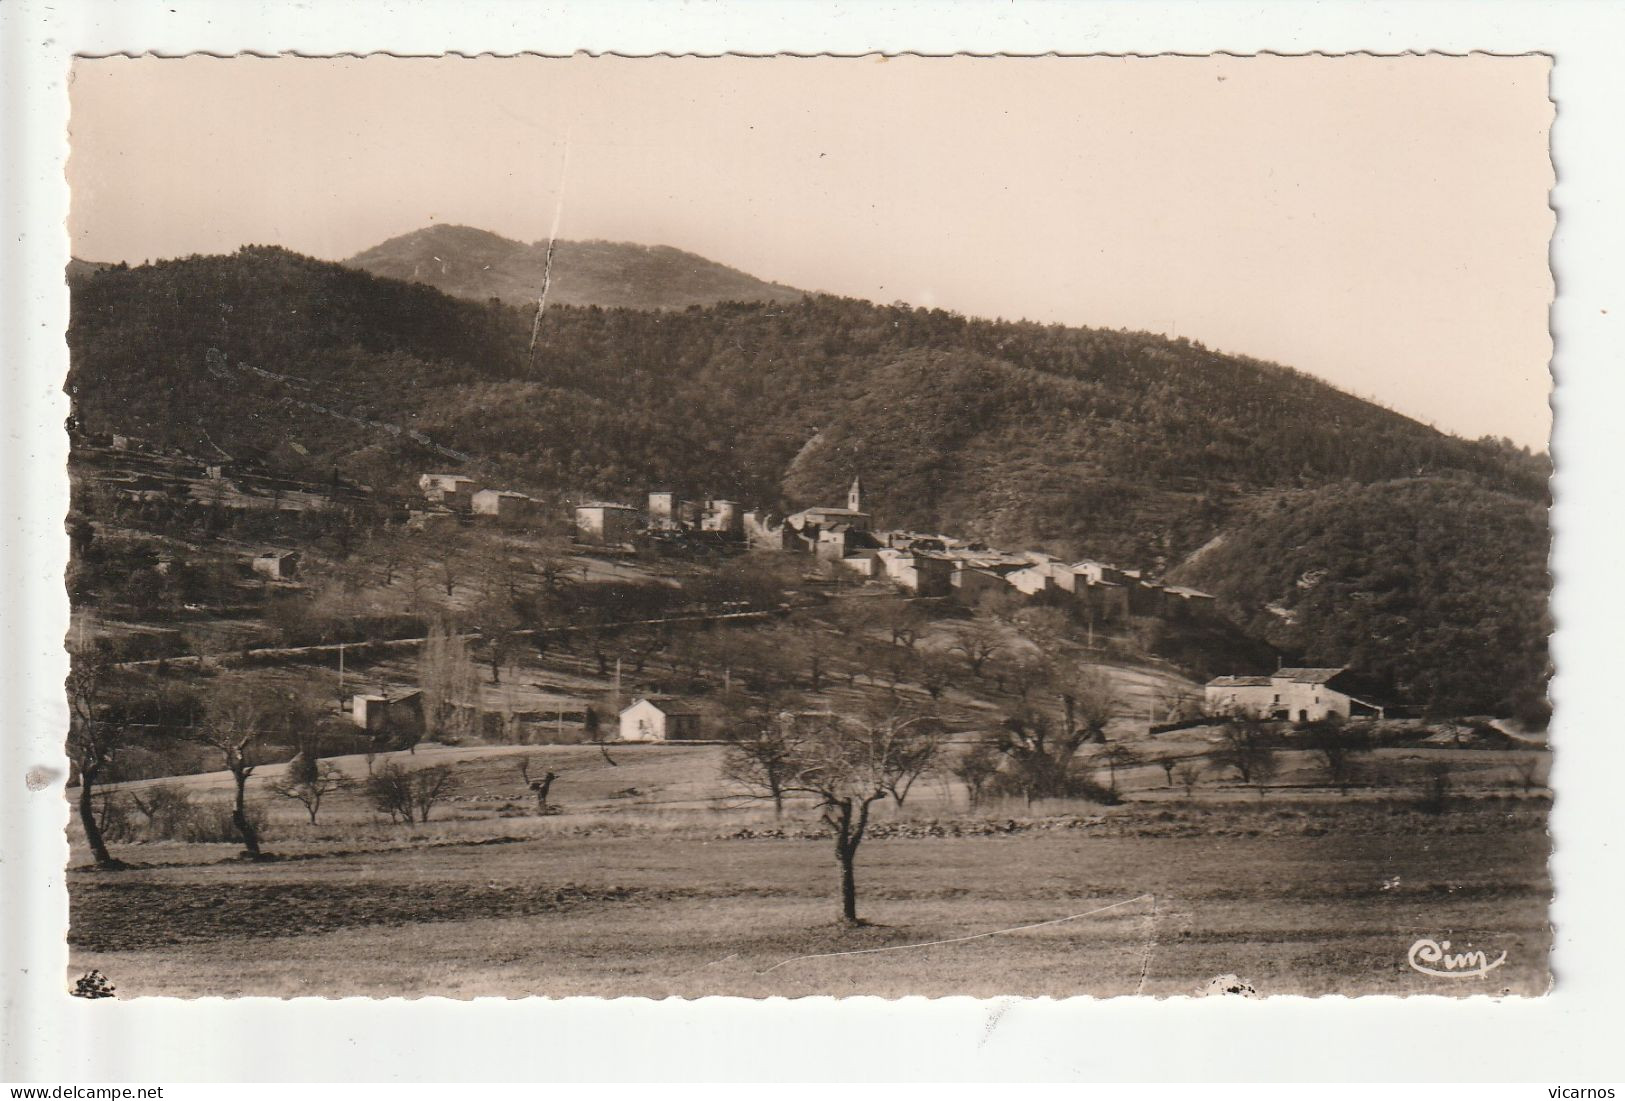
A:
[[58, 52, 1553, 1000]]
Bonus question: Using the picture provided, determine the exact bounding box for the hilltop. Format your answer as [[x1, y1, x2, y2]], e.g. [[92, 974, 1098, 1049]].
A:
[[345, 224, 805, 311], [66, 245, 1551, 714]]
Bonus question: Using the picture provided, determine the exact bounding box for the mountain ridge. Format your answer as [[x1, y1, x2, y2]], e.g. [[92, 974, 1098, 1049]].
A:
[[345, 223, 806, 311]]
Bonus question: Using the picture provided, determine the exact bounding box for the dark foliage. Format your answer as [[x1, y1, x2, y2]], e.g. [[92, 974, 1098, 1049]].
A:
[[1172, 479, 1550, 718]]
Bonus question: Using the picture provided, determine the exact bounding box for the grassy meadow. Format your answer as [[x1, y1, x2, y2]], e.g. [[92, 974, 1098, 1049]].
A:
[[67, 741, 1551, 998]]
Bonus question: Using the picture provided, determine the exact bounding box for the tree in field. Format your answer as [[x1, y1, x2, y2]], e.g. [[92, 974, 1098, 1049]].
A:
[[915, 652, 954, 701], [1048, 661, 1118, 745], [988, 709, 1096, 806], [721, 699, 810, 817], [419, 618, 480, 746], [66, 646, 139, 868], [363, 762, 459, 824], [1173, 761, 1203, 796], [268, 743, 348, 824], [583, 705, 616, 766], [475, 595, 524, 685], [1094, 743, 1144, 796], [1210, 719, 1279, 798], [951, 738, 1002, 808], [1305, 720, 1371, 796], [1157, 755, 1178, 787], [515, 757, 560, 813], [128, 782, 194, 839], [409, 764, 458, 822], [195, 685, 307, 856], [731, 708, 945, 924], [948, 620, 1002, 678]]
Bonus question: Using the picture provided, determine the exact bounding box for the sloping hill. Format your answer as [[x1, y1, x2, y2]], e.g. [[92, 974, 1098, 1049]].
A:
[[1167, 478, 1551, 721], [346, 224, 805, 311], [66, 247, 1551, 714]]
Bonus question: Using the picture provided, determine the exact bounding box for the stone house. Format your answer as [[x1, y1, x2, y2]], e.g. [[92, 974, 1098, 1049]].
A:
[[472, 489, 539, 528], [1204, 667, 1386, 723], [250, 549, 299, 581], [419, 473, 482, 510], [701, 499, 743, 538], [952, 565, 1009, 603], [1163, 585, 1219, 622], [648, 490, 680, 527], [350, 690, 425, 735], [575, 503, 641, 546]]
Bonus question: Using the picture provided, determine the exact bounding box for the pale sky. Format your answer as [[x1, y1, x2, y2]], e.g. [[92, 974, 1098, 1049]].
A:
[[68, 54, 1554, 449]]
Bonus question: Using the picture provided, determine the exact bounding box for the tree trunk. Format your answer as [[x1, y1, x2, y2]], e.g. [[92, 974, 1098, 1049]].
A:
[[838, 840, 858, 924], [78, 766, 115, 867], [772, 790, 784, 817], [232, 770, 261, 856]]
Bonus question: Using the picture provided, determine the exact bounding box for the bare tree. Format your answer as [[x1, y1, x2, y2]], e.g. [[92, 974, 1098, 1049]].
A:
[[722, 701, 809, 817], [1512, 755, 1546, 793], [364, 762, 459, 824], [1173, 761, 1203, 796], [128, 782, 194, 838], [269, 746, 347, 824], [419, 618, 480, 746], [410, 764, 458, 822], [1306, 721, 1371, 796], [915, 652, 954, 701], [195, 685, 306, 857], [515, 757, 560, 813], [948, 621, 1002, 678], [951, 738, 1002, 808], [584, 706, 616, 766], [1157, 755, 1178, 786], [735, 708, 945, 924], [66, 646, 138, 868], [1417, 760, 1453, 815], [1210, 719, 1279, 798], [1049, 661, 1118, 745], [1094, 743, 1144, 796], [991, 711, 1087, 807]]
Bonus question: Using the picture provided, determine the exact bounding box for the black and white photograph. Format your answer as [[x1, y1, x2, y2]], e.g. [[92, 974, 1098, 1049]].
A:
[[52, 50, 1556, 1001]]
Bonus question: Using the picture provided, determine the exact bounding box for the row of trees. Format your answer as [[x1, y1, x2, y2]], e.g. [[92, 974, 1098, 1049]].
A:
[[67, 646, 467, 868]]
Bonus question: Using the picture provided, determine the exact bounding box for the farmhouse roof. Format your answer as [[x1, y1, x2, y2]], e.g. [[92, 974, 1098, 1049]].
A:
[[620, 697, 700, 717], [1274, 667, 1347, 684]]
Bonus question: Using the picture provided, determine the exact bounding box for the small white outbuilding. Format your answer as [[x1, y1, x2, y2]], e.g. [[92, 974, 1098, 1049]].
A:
[[618, 698, 703, 743]]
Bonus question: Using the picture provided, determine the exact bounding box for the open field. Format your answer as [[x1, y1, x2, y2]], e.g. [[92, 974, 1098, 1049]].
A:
[[69, 745, 1550, 998]]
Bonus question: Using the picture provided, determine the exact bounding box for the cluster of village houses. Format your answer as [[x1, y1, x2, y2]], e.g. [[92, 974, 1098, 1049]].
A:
[[414, 471, 1222, 627], [396, 472, 1367, 744]]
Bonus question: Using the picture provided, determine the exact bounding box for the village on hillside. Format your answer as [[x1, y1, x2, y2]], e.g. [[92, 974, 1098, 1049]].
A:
[[71, 424, 1400, 750]]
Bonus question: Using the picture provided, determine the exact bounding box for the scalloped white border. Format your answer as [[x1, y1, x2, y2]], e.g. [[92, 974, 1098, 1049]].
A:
[[4, 0, 1621, 1084]]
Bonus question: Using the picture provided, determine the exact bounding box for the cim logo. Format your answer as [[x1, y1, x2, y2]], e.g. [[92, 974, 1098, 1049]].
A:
[[1406, 937, 1507, 979]]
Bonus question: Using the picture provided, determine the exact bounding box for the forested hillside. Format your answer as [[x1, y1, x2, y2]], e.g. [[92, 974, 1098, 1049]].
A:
[[1169, 479, 1551, 721], [66, 246, 1551, 714], [346, 224, 805, 311]]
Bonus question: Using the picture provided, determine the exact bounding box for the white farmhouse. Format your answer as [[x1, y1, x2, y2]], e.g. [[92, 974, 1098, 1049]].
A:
[[618, 698, 703, 743]]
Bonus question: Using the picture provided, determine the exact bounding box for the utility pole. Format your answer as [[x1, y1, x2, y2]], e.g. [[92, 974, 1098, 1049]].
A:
[[337, 642, 346, 710]]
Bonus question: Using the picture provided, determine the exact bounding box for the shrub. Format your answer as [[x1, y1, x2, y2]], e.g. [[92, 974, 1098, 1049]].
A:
[[363, 762, 459, 824], [180, 801, 271, 843], [1417, 761, 1452, 815], [127, 782, 194, 837]]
